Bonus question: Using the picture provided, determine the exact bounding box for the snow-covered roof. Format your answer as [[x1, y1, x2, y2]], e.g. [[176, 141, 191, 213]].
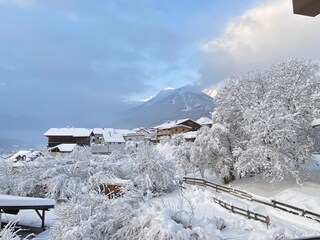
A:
[[311, 118, 320, 128], [48, 143, 77, 152], [100, 177, 131, 184], [94, 128, 126, 143], [154, 118, 193, 130], [181, 131, 198, 139], [44, 128, 93, 137], [0, 194, 55, 207], [9, 150, 41, 161], [196, 117, 212, 126]]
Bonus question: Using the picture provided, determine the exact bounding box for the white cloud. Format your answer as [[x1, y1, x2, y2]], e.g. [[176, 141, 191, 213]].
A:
[[199, 0, 320, 86]]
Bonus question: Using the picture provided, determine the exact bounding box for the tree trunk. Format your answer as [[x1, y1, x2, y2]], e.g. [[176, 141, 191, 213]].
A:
[[223, 171, 235, 184]]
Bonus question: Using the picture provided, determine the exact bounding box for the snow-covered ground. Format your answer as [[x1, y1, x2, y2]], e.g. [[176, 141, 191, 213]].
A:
[[1, 150, 320, 239], [155, 180, 320, 240]]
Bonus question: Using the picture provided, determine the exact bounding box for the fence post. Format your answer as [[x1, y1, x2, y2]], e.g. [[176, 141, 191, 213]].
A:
[[266, 216, 270, 229]]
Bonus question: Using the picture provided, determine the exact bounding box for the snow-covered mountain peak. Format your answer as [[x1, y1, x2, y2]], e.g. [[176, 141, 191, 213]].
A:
[[113, 85, 215, 128], [144, 85, 209, 107]]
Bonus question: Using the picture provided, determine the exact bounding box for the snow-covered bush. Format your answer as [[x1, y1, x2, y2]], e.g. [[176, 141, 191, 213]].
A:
[[16, 147, 112, 199], [116, 203, 198, 240], [111, 189, 225, 240], [0, 221, 20, 240], [130, 144, 177, 194], [49, 189, 142, 240]]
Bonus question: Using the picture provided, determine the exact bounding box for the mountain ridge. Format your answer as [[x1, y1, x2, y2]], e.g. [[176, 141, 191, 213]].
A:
[[111, 85, 215, 129]]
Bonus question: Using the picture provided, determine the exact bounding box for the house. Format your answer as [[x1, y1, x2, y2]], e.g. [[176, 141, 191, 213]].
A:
[[292, 0, 320, 17], [123, 132, 146, 142], [9, 150, 42, 162], [196, 117, 212, 128], [180, 131, 199, 142], [154, 118, 202, 140], [91, 128, 129, 154], [123, 128, 153, 143], [48, 143, 77, 157], [43, 128, 94, 148]]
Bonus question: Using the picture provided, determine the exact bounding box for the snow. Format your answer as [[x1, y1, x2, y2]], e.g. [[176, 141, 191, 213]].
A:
[[48, 144, 77, 152], [196, 117, 212, 125], [311, 118, 320, 128], [43, 128, 93, 137], [274, 188, 320, 213], [94, 128, 130, 143], [0, 194, 55, 207], [180, 131, 198, 139], [144, 88, 175, 106], [9, 150, 41, 161], [99, 177, 130, 184], [154, 118, 193, 129]]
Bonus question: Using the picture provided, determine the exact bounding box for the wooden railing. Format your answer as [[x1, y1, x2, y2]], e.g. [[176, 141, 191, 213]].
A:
[[183, 177, 320, 223], [212, 196, 270, 226]]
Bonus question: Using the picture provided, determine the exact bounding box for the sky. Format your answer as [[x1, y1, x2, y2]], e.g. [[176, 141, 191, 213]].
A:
[[0, 0, 320, 146]]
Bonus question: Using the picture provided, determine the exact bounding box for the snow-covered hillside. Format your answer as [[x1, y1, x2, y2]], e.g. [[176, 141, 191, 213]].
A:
[[114, 85, 215, 128]]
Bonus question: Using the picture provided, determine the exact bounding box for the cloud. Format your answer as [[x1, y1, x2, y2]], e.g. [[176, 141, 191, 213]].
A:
[[0, 0, 203, 144], [199, 0, 320, 88]]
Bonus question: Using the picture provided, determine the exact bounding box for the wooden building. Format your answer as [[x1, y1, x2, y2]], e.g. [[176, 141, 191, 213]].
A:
[[44, 128, 94, 148], [292, 0, 320, 17], [154, 119, 202, 139]]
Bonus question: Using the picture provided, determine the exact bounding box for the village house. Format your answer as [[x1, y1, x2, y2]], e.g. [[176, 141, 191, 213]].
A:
[[196, 117, 213, 128], [154, 118, 202, 140], [44, 128, 94, 148], [91, 128, 131, 154], [180, 131, 199, 142], [47, 143, 78, 157], [9, 150, 43, 162]]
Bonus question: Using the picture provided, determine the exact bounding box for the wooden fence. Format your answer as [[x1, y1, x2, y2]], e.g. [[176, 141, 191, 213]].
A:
[[212, 196, 270, 226], [183, 177, 320, 223]]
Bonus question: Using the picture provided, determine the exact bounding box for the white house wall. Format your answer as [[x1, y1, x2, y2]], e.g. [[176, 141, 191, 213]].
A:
[[91, 142, 126, 154]]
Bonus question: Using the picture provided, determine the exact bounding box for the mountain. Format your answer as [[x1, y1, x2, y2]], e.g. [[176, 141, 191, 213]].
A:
[[0, 138, 30, 155], [114, 85, 215, 128]]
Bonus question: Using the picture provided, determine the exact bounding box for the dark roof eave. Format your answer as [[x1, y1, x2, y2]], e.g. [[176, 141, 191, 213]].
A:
[[0, 205, 55, 210]]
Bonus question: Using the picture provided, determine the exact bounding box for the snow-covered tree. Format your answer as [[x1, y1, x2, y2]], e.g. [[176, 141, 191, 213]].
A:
[[189, 127, 213, 178], [130, 144, 177, 194], [213, 59, 320, 182], [0, 159, 17, 195], [173, 140, 194, 176]]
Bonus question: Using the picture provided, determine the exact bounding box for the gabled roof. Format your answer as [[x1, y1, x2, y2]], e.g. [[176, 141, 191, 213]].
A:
[[196, 117, 212, 126], [48, 143, 77, 152], [44, 128, 93, 137], [154, 118, 195, 130], [93, 128, 127, 143]]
